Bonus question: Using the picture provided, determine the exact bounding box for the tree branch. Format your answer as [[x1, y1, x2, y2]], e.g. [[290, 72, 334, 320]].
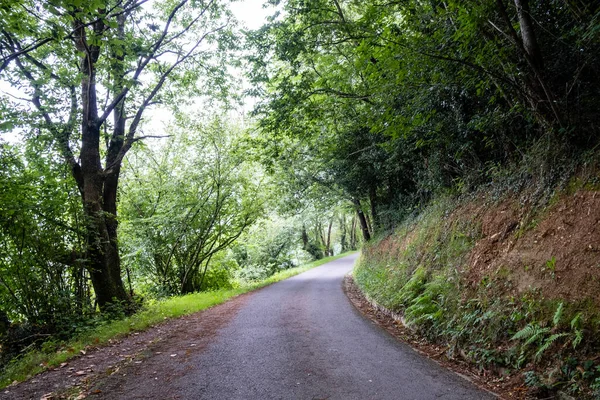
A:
[[0, 0, 148, 73], [309, 88, 373, 104], [97, 0, 197, 126], [13, 56, 84, 194], [104, 21, 229, 176]]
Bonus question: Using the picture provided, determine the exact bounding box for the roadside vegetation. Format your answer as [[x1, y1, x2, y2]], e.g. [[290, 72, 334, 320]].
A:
[[0, 252, 353, 388], [355, 177, 600, 398]]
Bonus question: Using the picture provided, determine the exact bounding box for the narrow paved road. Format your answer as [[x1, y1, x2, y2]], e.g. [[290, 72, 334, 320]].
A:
[[100, 254, 495, 399]]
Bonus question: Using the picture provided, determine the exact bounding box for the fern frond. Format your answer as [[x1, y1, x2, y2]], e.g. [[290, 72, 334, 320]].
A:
[[511, 324, 536, 341], [573, 330, 583, 349], [535, 333, 568, 360], [524, 326, 550, 346], [570, 312, 582, 330], [512, 324, 550, 347], [553, 302, 564, 326]]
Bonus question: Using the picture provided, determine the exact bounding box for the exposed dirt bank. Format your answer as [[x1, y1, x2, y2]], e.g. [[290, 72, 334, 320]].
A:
[[465, 190, 600, 305], [354, 188, 600, 398]]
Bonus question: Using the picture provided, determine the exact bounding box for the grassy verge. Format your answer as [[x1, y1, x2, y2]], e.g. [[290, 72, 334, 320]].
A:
[[0, 251, 356, 389]]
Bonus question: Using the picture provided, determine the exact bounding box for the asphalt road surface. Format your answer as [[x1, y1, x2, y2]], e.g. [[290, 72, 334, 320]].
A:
[[156, 253, 494, 400], [92, 253, 495, 399]]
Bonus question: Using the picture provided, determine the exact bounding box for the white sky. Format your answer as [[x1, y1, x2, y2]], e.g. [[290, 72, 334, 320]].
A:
[[233, 0, 273, 30]]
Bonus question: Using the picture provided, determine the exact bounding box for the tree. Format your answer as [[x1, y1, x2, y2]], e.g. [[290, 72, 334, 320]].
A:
[[119, 117, 264, 295], [247, 0, 600, 237], [0, 0, 235, 309], [233, 216, 299, 281]]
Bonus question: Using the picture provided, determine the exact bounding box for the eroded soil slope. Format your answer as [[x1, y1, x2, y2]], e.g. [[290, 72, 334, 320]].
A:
[[465, 190, 600, 305], [355, 188, 600, 398]]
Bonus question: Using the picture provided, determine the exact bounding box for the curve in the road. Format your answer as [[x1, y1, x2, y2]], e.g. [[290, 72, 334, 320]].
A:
[[160, 253, 495, 400]]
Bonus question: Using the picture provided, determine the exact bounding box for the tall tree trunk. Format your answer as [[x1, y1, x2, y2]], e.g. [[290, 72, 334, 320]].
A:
[[316, 219, 326, 249], [301, 224, 309, 250], [368, 186, 379, 232], [350, 214, 357, 249], [325, 217, 333, 256], [496, 0, 561, 125], [339, 214, 347, 252], [514, 0, 543, 70], [77, 16, 130, 311], [352, 198, 371, 241], [365, 213, 373, 237]]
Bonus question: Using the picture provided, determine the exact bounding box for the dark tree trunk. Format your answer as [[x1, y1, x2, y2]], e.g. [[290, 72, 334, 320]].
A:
[[368, 186, 378, 232], [76, 16, 130, 312], [301, 224, 309, 250], [181, 277, 196, 294], [352, 198, 371, 241], [496, 0, 560, 125], [339, 214, 347, 252], [365, 213, 372, 237], [514, 0, 543, 70], [350, 214, 357, 249], [317, 219, 325, 249], [325, 217, 333, 256], [81, 137, 130, 309]]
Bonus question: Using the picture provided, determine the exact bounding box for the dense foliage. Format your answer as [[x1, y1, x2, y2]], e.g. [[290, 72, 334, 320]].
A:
[[248, 0, 600, 232], [0, 0, 240, 312], [119, 117, 265, 296], [0, 142, 89, 342]]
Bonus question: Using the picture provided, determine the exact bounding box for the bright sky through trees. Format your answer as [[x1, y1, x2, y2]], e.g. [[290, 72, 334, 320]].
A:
[[0, 0, 271, 144], [232, 0, 272, 30], [134, 0, 273, 136]]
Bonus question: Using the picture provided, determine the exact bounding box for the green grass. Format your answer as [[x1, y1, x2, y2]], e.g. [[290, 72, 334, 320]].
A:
[[0, 251, 356, 389]]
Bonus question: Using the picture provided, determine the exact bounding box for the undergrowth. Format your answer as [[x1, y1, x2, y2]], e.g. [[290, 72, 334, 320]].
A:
[[354, 196, 600, 398], [0, 252, 355, 389]]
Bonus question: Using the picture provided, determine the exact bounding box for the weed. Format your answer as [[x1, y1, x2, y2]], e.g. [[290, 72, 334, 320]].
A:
[[546, 257, 557, 272]]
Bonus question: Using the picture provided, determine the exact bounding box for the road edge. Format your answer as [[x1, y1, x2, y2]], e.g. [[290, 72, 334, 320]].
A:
[[343, 274, 512, 400]]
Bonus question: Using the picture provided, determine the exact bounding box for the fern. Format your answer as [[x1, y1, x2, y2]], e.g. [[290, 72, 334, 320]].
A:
[[569, 312, 584, 349], [573, 329, 583, 349], [526, 327, 550, 346], [535, 333, 568, 360], [511, 305, 585, 366], [570, 312, 582, 330], [511, 324, 535, 341], [553, 302, 564, 326], [511, 324, 550, 346]]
